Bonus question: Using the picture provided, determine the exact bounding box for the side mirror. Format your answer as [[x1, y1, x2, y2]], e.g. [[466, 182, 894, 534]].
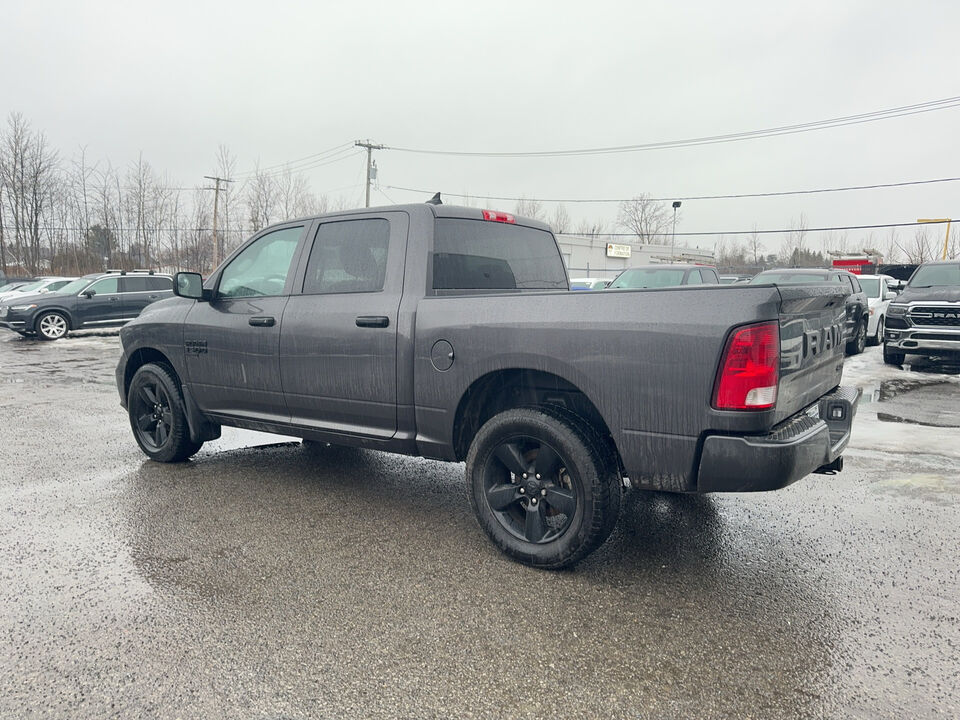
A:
[[174, 272, 206, 300], [884, 291, 896, 300], [82, 289, 95, 298]]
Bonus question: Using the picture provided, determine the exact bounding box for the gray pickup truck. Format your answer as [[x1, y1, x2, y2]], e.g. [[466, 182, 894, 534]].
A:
[[116, 202, 860, 568]]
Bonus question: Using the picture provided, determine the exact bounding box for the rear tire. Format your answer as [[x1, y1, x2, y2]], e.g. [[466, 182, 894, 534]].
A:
[[128, 362, 203, 462], [467, 406, 621, 569], [867, 316, 884, 346], [883, 343, 905, 366], [35, 311, 69, 341], [846, 320, 866, 356]]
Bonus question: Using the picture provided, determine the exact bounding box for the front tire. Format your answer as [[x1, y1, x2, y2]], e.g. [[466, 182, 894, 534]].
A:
[[35, 311, 69, 341], [883, 343, 905, 366], [868, 316, 884, 346], [128, 363, 203, 462], [467, 407, 621, 569]]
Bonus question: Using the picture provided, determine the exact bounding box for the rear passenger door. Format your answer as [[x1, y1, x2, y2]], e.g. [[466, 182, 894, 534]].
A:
[[280, 212, 408, 438], [120, 276, 173, 317]]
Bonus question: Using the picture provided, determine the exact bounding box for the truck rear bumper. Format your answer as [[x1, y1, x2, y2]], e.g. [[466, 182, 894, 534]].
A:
[[696, 385, 861, 493]]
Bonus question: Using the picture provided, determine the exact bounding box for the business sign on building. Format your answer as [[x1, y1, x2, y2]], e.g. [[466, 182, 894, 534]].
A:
[[606, 243, 632, 259]]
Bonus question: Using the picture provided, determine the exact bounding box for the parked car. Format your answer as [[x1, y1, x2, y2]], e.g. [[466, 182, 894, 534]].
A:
[[115, 202, 858, 569], [856, 274, 898, 346], [0, 280, 32, 295], [883, 260, 960, 365], [749, 268, 869, 355], [569, 277, 610, 290], [607, 264, 720, 289], [0, 270, 173, 340], [0, 276, 76, 303], [719, 275, 748, 285]]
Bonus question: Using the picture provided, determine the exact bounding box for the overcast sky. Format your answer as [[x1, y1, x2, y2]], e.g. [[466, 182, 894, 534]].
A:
[[3, 0, 958, 252]]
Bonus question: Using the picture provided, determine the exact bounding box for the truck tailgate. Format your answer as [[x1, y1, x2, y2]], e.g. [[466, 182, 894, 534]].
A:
[[773, 284, 849, 424]]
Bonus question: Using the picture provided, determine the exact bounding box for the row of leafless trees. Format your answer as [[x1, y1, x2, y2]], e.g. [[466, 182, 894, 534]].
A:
[[0, 113, 337, 278], [3, 111, 954, 279]]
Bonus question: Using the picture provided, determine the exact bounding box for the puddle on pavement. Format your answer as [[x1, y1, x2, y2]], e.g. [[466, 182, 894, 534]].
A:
[[859, 377, 960, 427]]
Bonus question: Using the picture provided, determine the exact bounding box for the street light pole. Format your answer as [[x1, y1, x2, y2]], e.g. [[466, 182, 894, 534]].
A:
[[671, 201, 682, 259]]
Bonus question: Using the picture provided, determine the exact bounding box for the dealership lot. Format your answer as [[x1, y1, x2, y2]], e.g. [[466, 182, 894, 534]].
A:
[[1, 331, 958, 718]]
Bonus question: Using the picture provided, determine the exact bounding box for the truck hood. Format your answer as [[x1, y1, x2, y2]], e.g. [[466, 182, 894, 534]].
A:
[[896, 286, 960, 304]]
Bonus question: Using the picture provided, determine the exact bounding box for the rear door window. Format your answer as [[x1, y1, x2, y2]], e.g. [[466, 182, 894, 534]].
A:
[[302, 219, 390, 294], [432, 219, 567, 291], [146, 276, 173, 291], [120, 277, 150, 293]]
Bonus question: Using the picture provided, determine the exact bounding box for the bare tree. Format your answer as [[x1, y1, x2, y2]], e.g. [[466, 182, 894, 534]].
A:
[[781, 213, 809, 263], [550, 204, 570, 233], [616, 194, 671, 244], [903, 229, 934, 264], [747, 225, 764, 265], [0, 113, 60, 274], [245, 165, 276, 233], [514, 196, 544, 221]]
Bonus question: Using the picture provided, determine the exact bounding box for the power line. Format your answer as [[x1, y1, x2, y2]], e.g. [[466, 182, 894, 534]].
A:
[[560, 219, 955, 238], [384, 175, 960, 204], [385, 95, 960, 157], [232, 141, 356, 177]]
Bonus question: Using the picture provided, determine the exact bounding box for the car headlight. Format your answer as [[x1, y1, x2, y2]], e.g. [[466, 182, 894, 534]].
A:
[[887, 304, 907, 317], [10, 304, 38, 311]]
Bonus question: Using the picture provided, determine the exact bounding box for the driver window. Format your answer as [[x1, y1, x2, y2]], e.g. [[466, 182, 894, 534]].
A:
[[218, 226, 302, 298], [88, 277, 119, 294]]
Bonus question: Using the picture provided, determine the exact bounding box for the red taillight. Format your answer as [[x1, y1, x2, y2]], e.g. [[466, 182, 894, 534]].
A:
[[712, 322, 780, 410], [482, 209, 516, 224]]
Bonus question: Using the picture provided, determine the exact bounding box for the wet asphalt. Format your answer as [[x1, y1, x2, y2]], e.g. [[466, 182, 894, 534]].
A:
[[1, 332, 958, 719]]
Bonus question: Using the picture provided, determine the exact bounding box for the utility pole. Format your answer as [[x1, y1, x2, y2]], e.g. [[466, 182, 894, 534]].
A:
[[671, 201, 682, 259], [204, 176, 234, 269], [355, 140, 384, 208]]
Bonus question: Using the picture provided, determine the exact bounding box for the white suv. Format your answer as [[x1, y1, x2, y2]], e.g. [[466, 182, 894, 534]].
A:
[[857, 274, 898, 345]]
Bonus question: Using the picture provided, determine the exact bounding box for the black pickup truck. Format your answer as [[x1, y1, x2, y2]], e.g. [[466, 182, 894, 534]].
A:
[[884, 260, 960, 365], [115, 202, 860, 568]]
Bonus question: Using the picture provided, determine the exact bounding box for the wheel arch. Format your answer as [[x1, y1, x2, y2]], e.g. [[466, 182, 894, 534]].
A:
[[123, 347, 177, 400], [451, 368, 621, 470]]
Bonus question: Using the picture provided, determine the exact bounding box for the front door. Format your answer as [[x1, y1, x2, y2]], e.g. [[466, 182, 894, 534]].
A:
[[183, 224, 306, 422], [76, 276, 124, 326], [280, 213, 407, 438]]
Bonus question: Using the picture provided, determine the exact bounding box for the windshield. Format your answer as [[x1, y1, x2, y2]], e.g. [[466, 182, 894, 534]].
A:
[[54, 278, 94, 295], [859, 277, 881, 298], [13, 280, 44, 293], [749, 272, 837, 285], [0, 282, 26, 292], [610, 268, 686, 289], [908, 263, 960, 288]]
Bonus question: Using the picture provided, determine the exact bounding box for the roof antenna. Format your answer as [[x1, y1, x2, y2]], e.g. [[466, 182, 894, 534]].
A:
[[426, 192, 442, 205]]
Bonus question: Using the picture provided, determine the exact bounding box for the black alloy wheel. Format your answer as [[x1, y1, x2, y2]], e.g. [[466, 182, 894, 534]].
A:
[[467, 407, 621, 569], [128, 363, 203, 462], [132, 378, 174, 452], [482, 435, 578, 545]]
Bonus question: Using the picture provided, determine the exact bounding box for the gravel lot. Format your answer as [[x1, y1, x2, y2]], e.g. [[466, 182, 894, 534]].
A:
[[1, 330, 958, 718]]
